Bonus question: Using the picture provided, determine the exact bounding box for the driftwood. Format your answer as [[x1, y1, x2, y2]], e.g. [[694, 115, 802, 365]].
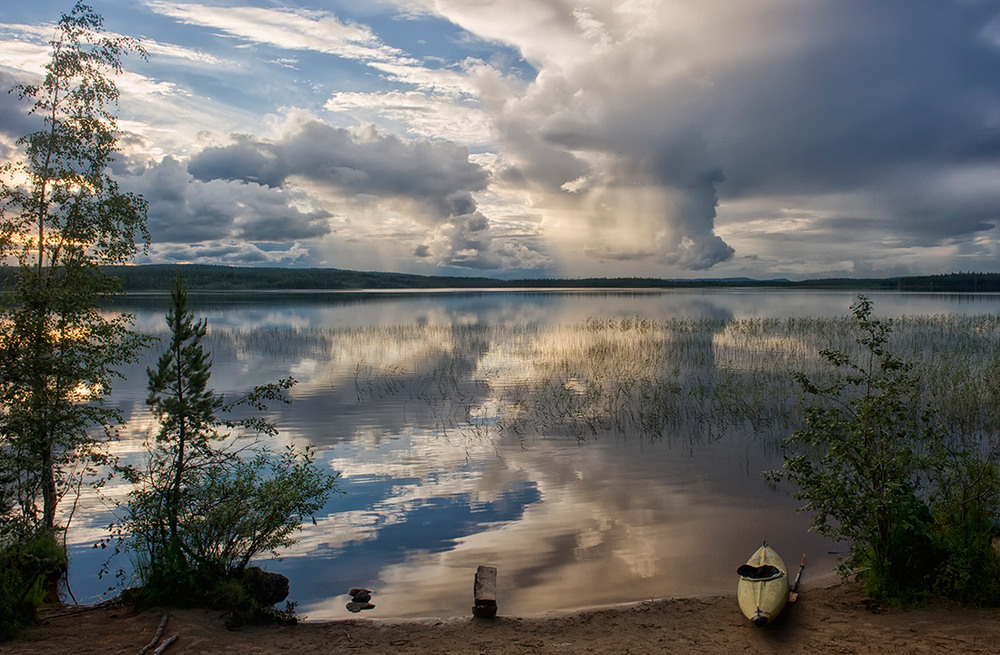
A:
[[37, 593, 130, 619], [151, 634, 179, 655], [137, 613, 178, 655]]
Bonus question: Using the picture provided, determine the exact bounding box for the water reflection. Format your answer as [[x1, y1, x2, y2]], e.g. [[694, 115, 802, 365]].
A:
[[69, 290, 1000, 618]]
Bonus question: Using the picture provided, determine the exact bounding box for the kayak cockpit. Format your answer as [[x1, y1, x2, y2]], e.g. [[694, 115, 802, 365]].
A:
[[737, 564, 784, 581]]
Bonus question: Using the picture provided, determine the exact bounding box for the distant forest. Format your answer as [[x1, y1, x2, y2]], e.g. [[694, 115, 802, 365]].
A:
[[4, 265, 1000, 293]]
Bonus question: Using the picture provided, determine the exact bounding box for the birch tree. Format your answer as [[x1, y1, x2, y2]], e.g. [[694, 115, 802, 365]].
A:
[[0, 1, 148, 539]]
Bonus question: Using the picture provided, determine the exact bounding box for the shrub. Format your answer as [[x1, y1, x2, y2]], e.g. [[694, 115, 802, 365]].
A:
[[0, 532, 66, 640], [769, 295, 1000, 604]]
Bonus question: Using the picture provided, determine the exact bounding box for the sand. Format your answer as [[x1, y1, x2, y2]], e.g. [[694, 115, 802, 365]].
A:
[[5, 577, 1000, 654]]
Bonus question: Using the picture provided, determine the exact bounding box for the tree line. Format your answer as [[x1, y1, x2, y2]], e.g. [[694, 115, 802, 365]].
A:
[[7, 265, 998, 293]]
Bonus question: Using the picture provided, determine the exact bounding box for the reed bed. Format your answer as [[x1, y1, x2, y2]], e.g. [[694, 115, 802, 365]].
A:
[[196, 313, 1000, 448]]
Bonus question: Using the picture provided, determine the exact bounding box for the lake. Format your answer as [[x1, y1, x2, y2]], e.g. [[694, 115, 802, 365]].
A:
[[66, 289, 1000, 619]]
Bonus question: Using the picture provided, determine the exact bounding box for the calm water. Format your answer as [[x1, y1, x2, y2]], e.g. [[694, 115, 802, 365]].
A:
[[65, 289, 1000, 619]]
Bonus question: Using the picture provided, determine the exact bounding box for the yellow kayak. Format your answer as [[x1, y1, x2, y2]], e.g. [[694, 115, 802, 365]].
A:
[[737, 543, 789, 627]]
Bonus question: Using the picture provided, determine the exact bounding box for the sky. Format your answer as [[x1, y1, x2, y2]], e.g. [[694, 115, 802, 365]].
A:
[[1, 0, 1000, 280]]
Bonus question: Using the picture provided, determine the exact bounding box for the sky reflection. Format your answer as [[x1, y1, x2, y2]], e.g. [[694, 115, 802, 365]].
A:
[[67, 290, 1000, 616]]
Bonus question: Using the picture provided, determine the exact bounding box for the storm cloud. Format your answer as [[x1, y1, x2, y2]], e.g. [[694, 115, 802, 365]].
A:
[[427, 0, 1000, 275]]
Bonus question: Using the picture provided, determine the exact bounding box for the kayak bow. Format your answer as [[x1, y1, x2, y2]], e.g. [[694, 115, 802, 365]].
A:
[[737, 543, 789, 627]]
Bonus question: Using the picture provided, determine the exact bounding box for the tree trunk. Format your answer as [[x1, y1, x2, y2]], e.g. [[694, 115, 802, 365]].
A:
[[41, 445, 57, 530]]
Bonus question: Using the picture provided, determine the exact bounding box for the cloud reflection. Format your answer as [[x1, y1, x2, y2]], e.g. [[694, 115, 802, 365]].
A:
[[66, 291, 1000, 614]]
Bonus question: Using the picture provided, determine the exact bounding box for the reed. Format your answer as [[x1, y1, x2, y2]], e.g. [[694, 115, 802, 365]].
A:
[[190, 312, 1000, 449]]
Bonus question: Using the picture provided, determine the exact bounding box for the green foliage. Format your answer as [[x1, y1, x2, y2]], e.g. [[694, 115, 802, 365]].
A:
[[0, 0, 148, 271], [0, 2, 149, 540], [193, 569, 297, 628], [769, 295, 1000, 604], [925, 440, 1000, 604], [0, 532, 66, 640], [143, 274, 222, 554], [175, 446, 336, 574], [120, 277, 340, 618]]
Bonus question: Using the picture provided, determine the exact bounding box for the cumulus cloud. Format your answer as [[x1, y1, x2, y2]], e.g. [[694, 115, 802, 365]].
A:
[[187, 120, 547, 270], [400, 0, 1000, 275], [189, 121, 487, 203], [139, 239, 312, 266], [415, 0, 751, 271], [122, 155, 331, 259]]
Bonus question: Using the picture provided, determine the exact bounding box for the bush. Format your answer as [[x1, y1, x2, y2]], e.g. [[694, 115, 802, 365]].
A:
[[125, 444, 338, 615], [926, 441, 1000, 604], [769, 295, 1000, 605], [0, 532, 66, 640]]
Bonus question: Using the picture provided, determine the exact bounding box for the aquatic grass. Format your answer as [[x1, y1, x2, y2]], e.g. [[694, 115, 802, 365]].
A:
[[186, 313, 1000, 450]]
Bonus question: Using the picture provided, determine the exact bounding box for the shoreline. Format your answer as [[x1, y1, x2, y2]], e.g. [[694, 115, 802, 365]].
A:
[[7, 576, 1000, 654]]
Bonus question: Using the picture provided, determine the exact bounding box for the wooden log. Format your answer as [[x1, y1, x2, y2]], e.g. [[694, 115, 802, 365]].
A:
[[473, 565, 498, 618], [137, 614, 169, 655], [151, 635, 178, 655]]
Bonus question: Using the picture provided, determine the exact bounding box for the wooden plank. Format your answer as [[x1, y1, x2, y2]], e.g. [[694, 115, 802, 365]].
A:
[[473, 565, 498, 618]]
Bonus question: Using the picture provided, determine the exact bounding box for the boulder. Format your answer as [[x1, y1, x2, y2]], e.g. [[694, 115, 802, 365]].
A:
[[240, 567, 290, 606]]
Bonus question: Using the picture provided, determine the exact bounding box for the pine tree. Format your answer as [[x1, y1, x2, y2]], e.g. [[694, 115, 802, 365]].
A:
[[125, 276, 339, 610], [145, 275, 222, 564]]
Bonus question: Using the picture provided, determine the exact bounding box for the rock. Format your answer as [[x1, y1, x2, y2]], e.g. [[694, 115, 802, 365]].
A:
[[240, 567, 290, 606], [351, 591, 372, 603], [346, 602, 375, 613], [349, 587, 372, 597]]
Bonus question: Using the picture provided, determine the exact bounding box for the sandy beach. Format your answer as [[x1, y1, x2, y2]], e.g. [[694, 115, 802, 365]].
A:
[[5, 577, 1000, 654]]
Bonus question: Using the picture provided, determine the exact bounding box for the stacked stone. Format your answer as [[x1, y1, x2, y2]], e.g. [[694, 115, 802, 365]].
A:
[[346, 588, 375, 613]]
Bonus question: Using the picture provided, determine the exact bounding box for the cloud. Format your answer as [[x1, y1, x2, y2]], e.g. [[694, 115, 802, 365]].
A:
[[394, 0, 1000, 275], [6, 0, 1000, 277], [185, 119, 547, 270], [452, 1, 741, 270], [146, 1, 403, 63], [123, 155, 331, 247], [187, 121, 488, 217], [0, 71, 40, 143], [325, 90, 492, 145], [142, 38, 229, 68], [139, 239, 312, 266], [0, 23, 53, 78]]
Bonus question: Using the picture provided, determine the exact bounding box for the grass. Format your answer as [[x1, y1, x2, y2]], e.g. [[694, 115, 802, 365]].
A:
[[168, 313, 1000, 449]]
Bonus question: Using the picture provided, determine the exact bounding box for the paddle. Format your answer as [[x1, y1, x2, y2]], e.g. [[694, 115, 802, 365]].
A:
[[788, 554, 806, 602]]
